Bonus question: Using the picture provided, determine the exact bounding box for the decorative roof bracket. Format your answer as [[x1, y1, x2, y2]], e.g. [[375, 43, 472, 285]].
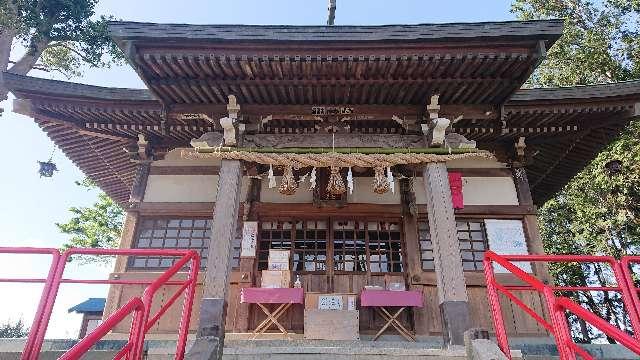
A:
[[422, 94, 451, 147], [220, 95, 240, 146]]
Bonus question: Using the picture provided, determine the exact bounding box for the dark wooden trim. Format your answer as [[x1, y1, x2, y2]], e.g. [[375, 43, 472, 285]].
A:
[[135, 202, 215, 216], [130, 162, 151, 203], [447, 168, 512, 177], [512, 167, 534, 206], [417, 204, 535, 216], [254, 202, 403, 217], [149, 166, 219, 175], [416, 271, 534, 287], [455, 205, 535, 215]]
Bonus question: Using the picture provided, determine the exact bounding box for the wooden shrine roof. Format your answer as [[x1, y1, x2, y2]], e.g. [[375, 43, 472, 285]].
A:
[[107, 20, 562, 107], [108, 20, 563, 42], [5, 71, 640, 205]]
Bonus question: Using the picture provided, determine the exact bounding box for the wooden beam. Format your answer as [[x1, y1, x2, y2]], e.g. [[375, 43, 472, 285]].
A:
[[169, 103, 498, 120], [422, 162, 470, 346]]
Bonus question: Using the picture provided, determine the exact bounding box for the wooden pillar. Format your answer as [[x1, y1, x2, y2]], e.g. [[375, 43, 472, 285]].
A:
[[189, 159, 243, 360], [513, 167, 552, 285], [422, 162, 470, 346], [105, 162, 148, 320], [400, 179, 428, 335]]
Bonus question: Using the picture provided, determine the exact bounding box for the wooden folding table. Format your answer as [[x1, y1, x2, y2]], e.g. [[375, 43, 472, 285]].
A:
[[240, 287, 304, 338], [360, 289, 424, 341]]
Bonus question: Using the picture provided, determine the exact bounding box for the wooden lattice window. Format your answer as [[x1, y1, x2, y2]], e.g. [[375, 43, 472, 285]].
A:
[[366, 221, 403, 273], [456, 220, 488, 271], [418, 220, 435, 271], [257, 218, 404, 274], [129, 217, 241, 270], [333, 220, 367, 272], [294, 220, 328, 272], [418, 219, 488, 271], [258, 220, 293, 271]]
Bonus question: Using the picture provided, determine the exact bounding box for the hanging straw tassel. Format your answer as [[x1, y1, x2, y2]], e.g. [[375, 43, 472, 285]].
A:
[[268, 164, 276, 188], [326, 166, 346, 195], [347, 167, 354, 195], [372, 166, 389, 194], [387, 167, 395, 194], [279, 165, 297, 195]]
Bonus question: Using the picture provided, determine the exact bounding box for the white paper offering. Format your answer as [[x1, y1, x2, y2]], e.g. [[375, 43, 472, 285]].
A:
[[241, 221, 258, 257], [318, 295, 343, 310], [483, 219, 532, 274]]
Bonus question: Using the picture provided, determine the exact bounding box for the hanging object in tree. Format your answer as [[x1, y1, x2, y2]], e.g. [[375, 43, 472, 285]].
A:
[[326, 166, 346, 195], [346, 167, 354, 194], [38, 147, 58, 178], [279, 165, 297, 195], [372, 166, 389, 194], [268, 164, 276, 188], [387, 167, 395, 194]]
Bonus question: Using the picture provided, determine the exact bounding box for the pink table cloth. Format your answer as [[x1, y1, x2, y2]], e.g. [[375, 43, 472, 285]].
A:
[[360, 290, 423, 308], [240, 288, 304, 304]]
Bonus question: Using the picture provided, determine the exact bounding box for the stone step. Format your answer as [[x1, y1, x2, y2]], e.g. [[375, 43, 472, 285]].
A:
[[222, 340, 467, 360]]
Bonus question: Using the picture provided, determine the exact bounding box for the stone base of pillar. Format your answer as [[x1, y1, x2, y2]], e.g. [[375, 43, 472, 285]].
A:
[[185, 336, 224, 360], [440, 300, 471, 346], [188, 297, 227, 360], [196, 298, 226, 338]]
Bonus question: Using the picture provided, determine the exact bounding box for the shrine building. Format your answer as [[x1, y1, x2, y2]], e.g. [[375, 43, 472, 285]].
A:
[[4, 19, 640, 351]]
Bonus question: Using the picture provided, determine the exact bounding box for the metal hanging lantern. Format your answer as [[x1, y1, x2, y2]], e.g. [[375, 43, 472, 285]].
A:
[[37, 160, 58, 177], [279, 165, 298, 195], [38, 147, 58, 178], [604, 159, 623, 177]]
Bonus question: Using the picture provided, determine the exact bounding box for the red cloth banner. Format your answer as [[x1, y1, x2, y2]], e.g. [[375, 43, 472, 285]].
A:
[[448, 172, 464, 209]]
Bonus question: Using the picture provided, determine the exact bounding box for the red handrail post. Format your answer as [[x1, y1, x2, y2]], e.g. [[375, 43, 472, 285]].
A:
[[0, 248, 62, 360], [610, 260, 640, 339], [175, 253, 200, 360], [621, 257, 640, 338], [483, 252, 511, 359], [542, 287, 576, 360]]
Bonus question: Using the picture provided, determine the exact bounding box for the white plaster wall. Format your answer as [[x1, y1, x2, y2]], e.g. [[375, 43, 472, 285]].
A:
[[461, 177, 519, 205], [144, 175, 249, 203], [260, 178, 314, 203], [414, 176, 518, 205], [152, 148, 221, 167], [259, 177, 401, 204], [347, 177, 401, 204]]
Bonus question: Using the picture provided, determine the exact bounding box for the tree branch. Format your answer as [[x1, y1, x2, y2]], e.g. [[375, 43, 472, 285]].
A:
[[48, 41, 100, 67]]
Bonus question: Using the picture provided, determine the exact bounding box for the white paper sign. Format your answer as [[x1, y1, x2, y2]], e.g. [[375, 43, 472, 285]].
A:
[[318, 295, 343, 310], [347, 296, 356, 311], [484, 219, 532, 273], [241, 221, 258, 257]]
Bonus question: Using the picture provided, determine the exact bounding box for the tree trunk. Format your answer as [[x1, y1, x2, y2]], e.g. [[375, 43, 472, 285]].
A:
[[8, 39, 49, 75], [0, 31, 16, 116]]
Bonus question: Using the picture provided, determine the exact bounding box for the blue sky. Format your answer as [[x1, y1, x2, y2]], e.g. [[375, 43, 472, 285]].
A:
[[0, 0, 514, 338]]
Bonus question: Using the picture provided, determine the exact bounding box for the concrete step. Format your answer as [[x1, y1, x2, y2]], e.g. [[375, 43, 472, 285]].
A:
[[222, 340, 468, 360]]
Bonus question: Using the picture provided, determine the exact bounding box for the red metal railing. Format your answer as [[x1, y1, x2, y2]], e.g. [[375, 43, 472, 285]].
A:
[[0, 247, 199, 360], [0, 248, 61, 360], [484, 251, 640, 360]]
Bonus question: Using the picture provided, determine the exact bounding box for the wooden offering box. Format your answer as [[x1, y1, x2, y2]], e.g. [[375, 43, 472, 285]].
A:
[[304, 310, 360, 340]]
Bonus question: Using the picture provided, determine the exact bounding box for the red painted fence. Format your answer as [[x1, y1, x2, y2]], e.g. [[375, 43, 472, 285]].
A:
[[0, 247, 200, 360], [484, 251, 640, 360]]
